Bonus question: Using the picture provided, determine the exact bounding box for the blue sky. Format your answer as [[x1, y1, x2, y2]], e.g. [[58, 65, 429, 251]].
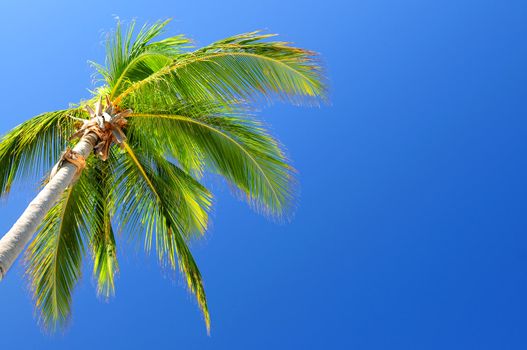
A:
[[0, 0, 526, 349]]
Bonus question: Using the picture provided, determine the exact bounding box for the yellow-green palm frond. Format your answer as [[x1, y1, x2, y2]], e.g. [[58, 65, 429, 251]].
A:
[[127, 108, 295, 218], [112, 30, 326, 110], [91, 18, 191, 94], [112, 141, 211, 331], [24, 169, 94, 330], [0, 109, 83, 196], [88, 157, 119, 298]]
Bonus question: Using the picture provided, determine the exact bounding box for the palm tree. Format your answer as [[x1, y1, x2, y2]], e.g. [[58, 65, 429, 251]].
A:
[[0, 19, 325, 332]]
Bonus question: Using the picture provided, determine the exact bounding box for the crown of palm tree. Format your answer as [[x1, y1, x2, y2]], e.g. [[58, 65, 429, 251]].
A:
[[0, 19, 325, 332]]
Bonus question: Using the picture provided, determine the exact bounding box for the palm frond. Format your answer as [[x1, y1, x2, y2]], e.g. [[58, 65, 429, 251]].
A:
[[112, 141, 211, 331], [93, 19, 191, 94], [88, 157, 119, 298], [24, 171, 94, 330], [112, 31, 325, 110], [0, 109, 84, 196], [127, 110, 294, 217]]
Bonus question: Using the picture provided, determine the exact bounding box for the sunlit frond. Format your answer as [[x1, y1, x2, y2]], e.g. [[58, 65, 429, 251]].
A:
[[93, 19, 191, 94], [24, 171, 94, 330], [88, 158, 119, 298], [113, 31, 325, 110], [128, 110, 294, 217], [112, 141, 211, 331], [0, 109, 84, 196]]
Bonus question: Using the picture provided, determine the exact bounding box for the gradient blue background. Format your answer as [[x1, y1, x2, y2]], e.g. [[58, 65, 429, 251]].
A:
[[1, 0, 526, 349]]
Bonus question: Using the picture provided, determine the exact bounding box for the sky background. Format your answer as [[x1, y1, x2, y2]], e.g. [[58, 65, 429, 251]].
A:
[[0, 0, 526, 349]]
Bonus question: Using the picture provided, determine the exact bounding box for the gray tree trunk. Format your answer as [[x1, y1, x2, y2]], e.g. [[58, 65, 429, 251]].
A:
[[0, 132, 98, 280]]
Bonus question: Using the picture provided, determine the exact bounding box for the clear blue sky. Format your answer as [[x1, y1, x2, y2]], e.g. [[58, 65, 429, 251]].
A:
[[0, 0, 526, 349]]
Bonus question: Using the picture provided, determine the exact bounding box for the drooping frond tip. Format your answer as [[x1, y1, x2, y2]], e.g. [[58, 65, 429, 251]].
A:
[[203, 29, 328, 104]]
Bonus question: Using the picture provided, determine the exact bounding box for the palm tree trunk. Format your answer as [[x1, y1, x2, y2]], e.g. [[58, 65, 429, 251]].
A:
[[0, 132, 98, 280]]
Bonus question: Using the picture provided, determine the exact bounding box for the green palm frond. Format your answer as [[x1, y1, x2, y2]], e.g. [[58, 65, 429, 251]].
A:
[[149, 153, 211, 238], [115, 128, 212, 327], [92, 19, 191, 94], [112, 141, 211, 331], [113, 30, 325, 110], [127, 110, 294, 217], [0, 109, 83, 196], [88, 158, 119, 298], [24, 172, 94, 330]]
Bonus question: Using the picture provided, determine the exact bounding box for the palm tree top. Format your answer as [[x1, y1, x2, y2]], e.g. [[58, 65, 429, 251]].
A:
[[0, 19, 326, 333]]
